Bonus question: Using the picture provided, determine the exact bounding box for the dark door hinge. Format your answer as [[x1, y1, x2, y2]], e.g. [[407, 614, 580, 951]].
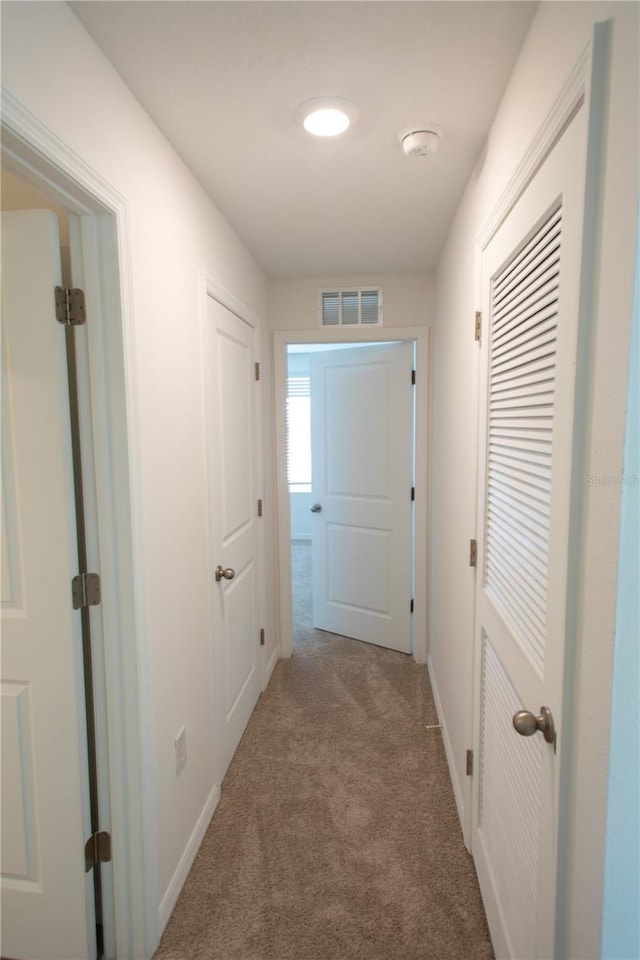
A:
[[466, 749, 474, 776], [469, 539, 478, 568], [411, 369, 416, 385], [260, 628, 265, 647], [474, 311, 482, 342], [85, 830, 112, 872], [255, 362, 261, 381], [411, 486, 415, 501], [410, 598, 414, 614], [257, 499, 263, 518], [72, 572, 101, 610], [55, 286, 86, 326]]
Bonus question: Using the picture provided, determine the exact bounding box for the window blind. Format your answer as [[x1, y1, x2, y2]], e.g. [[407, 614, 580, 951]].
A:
[[286, 376, 312, 492]]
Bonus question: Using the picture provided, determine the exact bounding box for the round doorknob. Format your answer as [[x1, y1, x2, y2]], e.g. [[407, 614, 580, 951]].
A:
[[512, 705, 555, 745], [310, 503, 322, 513], [214, 565, 235, 582]]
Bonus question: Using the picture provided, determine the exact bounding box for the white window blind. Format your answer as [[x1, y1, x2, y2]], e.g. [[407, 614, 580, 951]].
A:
[[286, 376, 312, 492]]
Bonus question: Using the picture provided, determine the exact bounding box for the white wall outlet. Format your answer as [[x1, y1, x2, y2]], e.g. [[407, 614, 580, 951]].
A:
[[175, 726, 187, 776]]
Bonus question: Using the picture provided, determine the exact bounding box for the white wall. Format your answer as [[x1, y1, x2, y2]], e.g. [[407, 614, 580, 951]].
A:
[[1, 1, 272, 948], [429, 3, 638, 958], [269, 272, 434, 330]]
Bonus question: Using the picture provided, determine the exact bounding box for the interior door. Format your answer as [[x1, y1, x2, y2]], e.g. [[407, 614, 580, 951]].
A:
[[1, 210, 94, 959], [206, 295, 261, 778], [310, 341, 414, 653], [472, 106, 588, 959]]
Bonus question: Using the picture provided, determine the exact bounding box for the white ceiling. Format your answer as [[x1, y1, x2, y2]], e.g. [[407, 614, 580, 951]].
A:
[[70, 1, 537, 278]]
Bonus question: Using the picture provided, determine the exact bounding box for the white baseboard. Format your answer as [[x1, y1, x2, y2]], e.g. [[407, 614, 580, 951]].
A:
[[265, 643, 280, 685], [158, 782, 220, 935], [427, 654, 470, 849]]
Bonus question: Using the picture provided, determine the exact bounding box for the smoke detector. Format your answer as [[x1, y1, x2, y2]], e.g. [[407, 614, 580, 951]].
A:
[[398, 125, 441, 158]]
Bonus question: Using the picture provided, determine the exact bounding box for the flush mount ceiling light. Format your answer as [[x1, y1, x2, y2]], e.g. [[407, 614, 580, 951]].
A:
[[398, 124, 442, 158], [295, 97, 359, 137]]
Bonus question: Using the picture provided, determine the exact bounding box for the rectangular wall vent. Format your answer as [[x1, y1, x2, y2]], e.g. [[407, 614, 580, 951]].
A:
[[318, 287, 383, 327]]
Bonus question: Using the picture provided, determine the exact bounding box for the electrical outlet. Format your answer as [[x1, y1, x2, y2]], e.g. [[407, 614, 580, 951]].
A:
[[175, 727, 187, 776]]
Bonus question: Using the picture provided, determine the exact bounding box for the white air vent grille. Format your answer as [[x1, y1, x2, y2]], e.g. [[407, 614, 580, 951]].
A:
[[318, 287, 382, 327], [485, 205, 562, 675]]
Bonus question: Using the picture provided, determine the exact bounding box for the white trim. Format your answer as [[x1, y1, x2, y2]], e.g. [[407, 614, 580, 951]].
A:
[[274, 326, 429, 664], [427, 655, 467, 849], [157, 784, 220, 936], [1, 88, 157, 959], [476, 45, 589, 257], [205, 272, 261, 331], [265, 643, 280, 686]]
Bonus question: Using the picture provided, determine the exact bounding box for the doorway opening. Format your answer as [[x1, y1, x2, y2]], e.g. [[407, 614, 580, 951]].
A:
[[274, 327, 429, 665]]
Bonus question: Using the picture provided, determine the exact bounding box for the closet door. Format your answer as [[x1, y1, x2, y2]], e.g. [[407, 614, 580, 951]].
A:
[[472, 104, 588, 959]]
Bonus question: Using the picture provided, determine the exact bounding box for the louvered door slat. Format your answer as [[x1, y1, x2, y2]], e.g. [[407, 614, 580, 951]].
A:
[[492, 208, 562, 301], [489, 449, 552, 484], [491, 354, 556, 387], [490, 470, 550, 513], [492, 308, 558, 358], [484, 566, 546, 665], [485, 204, 561, 670], [493, 271, 559, 331], [486, 517, 549, 586]]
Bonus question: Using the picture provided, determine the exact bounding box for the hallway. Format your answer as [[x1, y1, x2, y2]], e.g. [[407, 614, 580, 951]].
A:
[[153, 542, 492, 959]]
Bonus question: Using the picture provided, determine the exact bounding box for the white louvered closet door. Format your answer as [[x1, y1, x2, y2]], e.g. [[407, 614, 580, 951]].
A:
[[472, 105, 588, 960]]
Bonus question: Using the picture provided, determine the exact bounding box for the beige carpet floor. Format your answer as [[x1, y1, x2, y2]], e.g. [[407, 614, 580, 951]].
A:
[[153, 541, 493, 960]]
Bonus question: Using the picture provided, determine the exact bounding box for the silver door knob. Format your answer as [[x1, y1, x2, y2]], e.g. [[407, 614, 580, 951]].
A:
[[215, 565, 235, 582], [310, 503, 322, 513], [513, 705, 555, 744]]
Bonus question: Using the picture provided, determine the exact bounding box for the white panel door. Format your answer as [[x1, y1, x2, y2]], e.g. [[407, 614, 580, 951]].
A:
[[1, 211, 93, 959], [311, 342, 413, 653], [472, 106, 588, 959], [206, 296, 261, 777]]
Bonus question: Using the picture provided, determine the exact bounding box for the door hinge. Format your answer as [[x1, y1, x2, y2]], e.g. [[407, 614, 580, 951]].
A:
[[85, 830, 112, 872], [410, 598, 414, 614], [474, 310, 482, 342], [466, 749, 474, 776], [260, 628, 265, 647], [255, 362, 261, 381], [72, 572, 101, 610], [55, 286, 86, 326], [411, 369, 416, 385], [411, 486, 415, 501], [469, 539, 478, 567], [257, 499, 263, 518]]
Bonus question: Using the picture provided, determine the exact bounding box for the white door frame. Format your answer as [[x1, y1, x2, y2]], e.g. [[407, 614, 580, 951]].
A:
[[2, 92, 157, 958], [274, 326, 429, 664]]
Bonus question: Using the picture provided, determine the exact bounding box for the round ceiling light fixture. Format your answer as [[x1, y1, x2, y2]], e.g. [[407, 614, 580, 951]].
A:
[[295, 97, 359, 137], [398, 124, 442, 158]]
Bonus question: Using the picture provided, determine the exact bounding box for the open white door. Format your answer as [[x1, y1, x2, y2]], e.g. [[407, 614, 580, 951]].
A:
[[205, 295, 262, 777], [1, 211, 94, 959], [472, 105, 588, 959], [310, 342, 414, 653]]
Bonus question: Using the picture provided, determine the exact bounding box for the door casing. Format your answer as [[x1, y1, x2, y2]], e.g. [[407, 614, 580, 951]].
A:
[[2, 93, 157, 958], [274, 326, 429, 664]]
